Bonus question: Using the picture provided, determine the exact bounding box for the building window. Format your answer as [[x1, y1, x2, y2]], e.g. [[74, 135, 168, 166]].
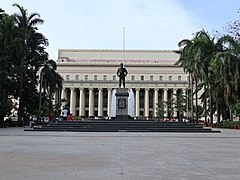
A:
[[141, 75, 144, 81], [75, 75, 79, 80], [159, 76, 163, 81], [150, 76, 153, 81], [178, 76, 181, 81], [113, 75, 116, 81], [85, 75, 88, 81], [66, 75, 70, 80], [103, 75, 107, 81], [94, 75, 97, 81], [169, 76, 172, 81], [131, 75, 135, 81]]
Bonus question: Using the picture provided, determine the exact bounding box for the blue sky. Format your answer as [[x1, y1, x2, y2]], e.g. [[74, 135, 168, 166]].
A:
[[1, 0, 240, 60]]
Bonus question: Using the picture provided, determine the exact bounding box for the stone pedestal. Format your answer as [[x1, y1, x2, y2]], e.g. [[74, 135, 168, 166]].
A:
[[115, 88, 129, 120]]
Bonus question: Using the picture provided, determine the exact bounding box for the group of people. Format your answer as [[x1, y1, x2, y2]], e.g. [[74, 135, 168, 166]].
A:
[[47, 108, 73, 123]]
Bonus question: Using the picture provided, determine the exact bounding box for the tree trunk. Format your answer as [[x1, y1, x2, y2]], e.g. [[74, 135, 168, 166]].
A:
[[191, 74, 194, 123], [18, 58, 24, 127], [210, 94, 213, 125], [195, 76, 198, 124], [204, 85, 207, 124], [0, 117, 4, 128], [217, 100, 221, 124]]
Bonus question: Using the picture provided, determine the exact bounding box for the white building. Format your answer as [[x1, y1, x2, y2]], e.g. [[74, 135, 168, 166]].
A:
[[56, 49, 189, 119]]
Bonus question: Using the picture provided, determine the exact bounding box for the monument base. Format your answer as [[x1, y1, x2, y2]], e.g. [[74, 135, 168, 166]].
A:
[[115, 88, 129, 120]]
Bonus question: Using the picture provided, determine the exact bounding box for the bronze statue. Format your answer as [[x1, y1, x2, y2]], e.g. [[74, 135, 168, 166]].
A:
[[117, 63, 128, 88]]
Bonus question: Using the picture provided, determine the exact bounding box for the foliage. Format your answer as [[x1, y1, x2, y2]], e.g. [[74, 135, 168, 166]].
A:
[[217, 120, 240, 129], [0, 4, 62, 127], [156, 103, 165, 120], [232, 101, 240, 118]]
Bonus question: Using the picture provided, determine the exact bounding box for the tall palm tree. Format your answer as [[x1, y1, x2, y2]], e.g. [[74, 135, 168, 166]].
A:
[[176, 30, 219, 124], [13, 3, 48, 122], [215, 35, 240, 120], [176, 38, 195, 121], [39, 59, 63, 115]]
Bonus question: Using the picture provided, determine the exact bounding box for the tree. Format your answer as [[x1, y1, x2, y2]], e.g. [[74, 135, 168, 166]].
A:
[[175, 92, 186, 121], [0, 11, 21, 127], [13, 3, 48, 123], [39, 59, 63, 115], [156, 103, 166, 121]]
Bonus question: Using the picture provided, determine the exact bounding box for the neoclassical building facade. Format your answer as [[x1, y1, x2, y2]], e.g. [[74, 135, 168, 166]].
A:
[[55, 49, 189, 119]]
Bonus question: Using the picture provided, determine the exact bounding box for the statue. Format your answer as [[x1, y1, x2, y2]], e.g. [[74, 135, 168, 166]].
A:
[[117, 63, 128, 88]]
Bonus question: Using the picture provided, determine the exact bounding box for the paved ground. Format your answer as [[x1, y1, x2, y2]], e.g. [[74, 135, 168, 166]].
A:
[[1, 128, 240, 180]]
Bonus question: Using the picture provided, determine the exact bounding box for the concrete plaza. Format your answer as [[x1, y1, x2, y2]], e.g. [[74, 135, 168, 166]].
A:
[[1, 128, 240, 180]]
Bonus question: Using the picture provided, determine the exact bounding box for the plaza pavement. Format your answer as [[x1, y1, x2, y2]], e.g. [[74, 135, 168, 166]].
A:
[[1, 128, 240, 180]]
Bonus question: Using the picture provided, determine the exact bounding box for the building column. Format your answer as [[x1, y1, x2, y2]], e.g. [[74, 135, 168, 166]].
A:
[[70, 88, 76, 116], [182, 89, 186, 118], [89, 88, 94, 117], [135, 89, 140, 117], [61, 87, 67, 110], [107, 88, 112, 117], [79, 88, 85, 117], [163, 88, 168, 118], [173, 89, 177, 118], [153, 88, 158, 118], [98, 88, 103, 117], [144, 88, 149, 119]]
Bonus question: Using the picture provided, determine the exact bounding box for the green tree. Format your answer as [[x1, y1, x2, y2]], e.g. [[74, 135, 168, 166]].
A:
[[156, 103, 166, 121], [39, 59, 63, 115], [0, 11, 21, 127], [13, 3, 48, 122]]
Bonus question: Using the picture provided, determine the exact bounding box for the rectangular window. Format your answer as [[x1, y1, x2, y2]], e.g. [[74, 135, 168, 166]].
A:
[[66, 75, 70, 80], [150, 76, 153, 81], [131, 75, 135, 81], [159, 76, 163, 81], [169, 76, 172, 81], [103, 75, 107, 81], [94, 75, 97, 81], [75, 75, 79, 80], [113, 75, 116, 81], [178, 76, 181, 81], [141, 75, 144, 81], [85, 75, 88, 81]]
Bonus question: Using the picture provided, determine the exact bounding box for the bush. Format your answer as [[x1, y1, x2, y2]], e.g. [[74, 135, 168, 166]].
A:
[[4, 118, 18, 127], [218, 120, 240, 129]]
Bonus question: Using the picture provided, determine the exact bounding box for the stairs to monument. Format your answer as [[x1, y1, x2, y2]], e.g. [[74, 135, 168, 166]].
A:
[[25, 120, 220, 133]]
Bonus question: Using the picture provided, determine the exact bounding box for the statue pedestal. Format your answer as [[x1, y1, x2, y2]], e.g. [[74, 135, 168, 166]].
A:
[[115, 88, 129, 120]]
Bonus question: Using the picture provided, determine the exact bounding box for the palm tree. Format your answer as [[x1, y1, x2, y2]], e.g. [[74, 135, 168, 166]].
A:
[[176, 30, 219, 124], [215, 35, 240, 120], [13, 3, 48, 122], [39, 59, 63, 115]]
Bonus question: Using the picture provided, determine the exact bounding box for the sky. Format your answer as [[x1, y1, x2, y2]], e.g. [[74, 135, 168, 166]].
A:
[[1, 0, 240, 60]]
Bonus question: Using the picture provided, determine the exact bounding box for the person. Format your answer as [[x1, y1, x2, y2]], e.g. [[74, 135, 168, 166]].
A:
[[117, 63, 128, 88], [67, 114, 73, 121], [52, 112, 57, 123], [48, 112, 53, 123], [62, 108, 68, 121], [23, 113, 30, 127]]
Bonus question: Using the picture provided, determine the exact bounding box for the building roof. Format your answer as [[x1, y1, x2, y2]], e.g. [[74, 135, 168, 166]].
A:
[[57, 49, 180, 65]]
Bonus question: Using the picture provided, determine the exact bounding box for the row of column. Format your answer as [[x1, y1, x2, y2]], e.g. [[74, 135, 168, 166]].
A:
[[60, 88, 186, 118]]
